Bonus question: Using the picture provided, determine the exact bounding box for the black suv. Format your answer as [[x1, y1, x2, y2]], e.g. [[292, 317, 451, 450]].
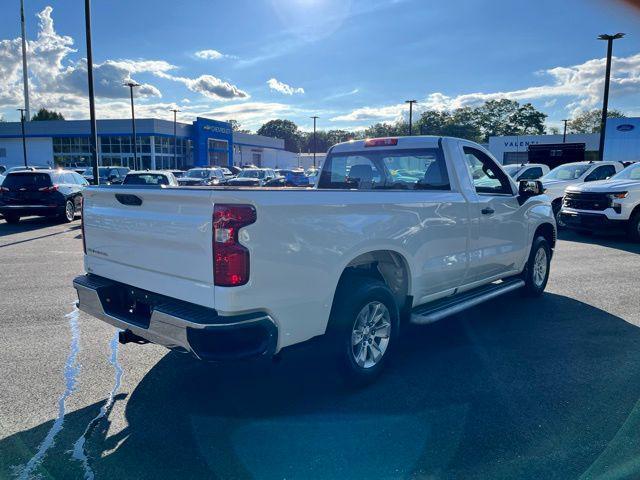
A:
[[0, 170, 89, 224]]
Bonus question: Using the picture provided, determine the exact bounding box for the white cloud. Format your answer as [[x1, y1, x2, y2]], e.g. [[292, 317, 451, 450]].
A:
[[267, 78, 305, 95], [194, 49, 226, 60], [332, 53, 640, 123], [156, 72, 249, 100]]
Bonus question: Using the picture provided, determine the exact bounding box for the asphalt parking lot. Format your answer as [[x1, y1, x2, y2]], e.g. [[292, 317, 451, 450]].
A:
[[1, 217, 639, 480]]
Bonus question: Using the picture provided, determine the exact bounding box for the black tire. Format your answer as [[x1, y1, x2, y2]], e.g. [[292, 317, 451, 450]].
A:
[[328, 276, 400, 386], [61, 200, 75, 223], [552, 199, 565, 230], [4, 214, 20, 225], [628, 211, 640, 243], [521, 236, 551, 297]]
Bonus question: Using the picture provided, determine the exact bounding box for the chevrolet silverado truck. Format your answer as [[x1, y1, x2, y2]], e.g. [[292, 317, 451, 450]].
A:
[[74, 136, 556, 383], [560, 161, 640, 241], [541, 161, 623, 228]]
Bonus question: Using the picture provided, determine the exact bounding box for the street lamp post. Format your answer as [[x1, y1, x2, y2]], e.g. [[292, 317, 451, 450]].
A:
[[310, 116, 319, 168], [405, 100, 417, 136], [17, 108, 27, 167], [170, 108, 180, 170], [125, 81, 141, 169], [562, 119, 569, 143], [597, 33, 624, 161], [84, 0, 99, 184]]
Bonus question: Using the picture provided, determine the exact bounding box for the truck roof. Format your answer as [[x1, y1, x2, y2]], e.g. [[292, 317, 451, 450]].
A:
[[330, 135, 442, 153]]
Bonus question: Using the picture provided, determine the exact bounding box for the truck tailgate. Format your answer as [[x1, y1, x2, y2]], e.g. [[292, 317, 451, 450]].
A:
[[82, 186, 216, 307]]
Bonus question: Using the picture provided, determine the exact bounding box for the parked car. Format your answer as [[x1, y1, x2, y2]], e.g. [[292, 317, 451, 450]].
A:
[[74, 135, 555, 384], [123, 170, 179, 186], [164, 169, 185, 179], [6, 166, 51, 174], [228, 166, 242, 176], [540, 161, 623, 227], [0, 165, 6, 175], [560, 162, 640, 241], [502, 163, 550, 182], [0, 169, 88, 224], [276, 169, 311, 186], [220, 167, 235, 180], [83, 166, 130, 185], [177, 167, 226, 186], [226, 168, 277, 186], [306, 167, 319, 185]]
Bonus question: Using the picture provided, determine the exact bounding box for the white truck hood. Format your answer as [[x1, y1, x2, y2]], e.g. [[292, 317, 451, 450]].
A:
[[565, 178, 640, 194], [542, 179, 576, 199]]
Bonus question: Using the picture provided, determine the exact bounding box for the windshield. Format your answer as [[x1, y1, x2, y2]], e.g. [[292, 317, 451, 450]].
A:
[[238, 170, 265, 179], [186, 169, 213, 179], [612, 163, 640, 180], [543, 164, 591, 181], [502, 165, 522, 177]]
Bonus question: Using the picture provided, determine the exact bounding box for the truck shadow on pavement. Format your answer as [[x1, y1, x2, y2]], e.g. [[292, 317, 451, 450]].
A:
[[559, 229, 640, 255], [3, 292, 640, 479]]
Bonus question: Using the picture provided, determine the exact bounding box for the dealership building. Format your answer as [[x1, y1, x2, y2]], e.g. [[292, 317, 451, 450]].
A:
[[0, 117, 296, 170], [488, 117, 640, 165]]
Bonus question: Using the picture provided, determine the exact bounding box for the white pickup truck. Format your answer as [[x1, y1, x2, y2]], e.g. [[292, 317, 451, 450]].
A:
[[74, 136, 556, 383], [560, 162, 640, 241]]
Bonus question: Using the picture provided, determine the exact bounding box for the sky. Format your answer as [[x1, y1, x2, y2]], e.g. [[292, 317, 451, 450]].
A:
[[0, 0, 639, 132]]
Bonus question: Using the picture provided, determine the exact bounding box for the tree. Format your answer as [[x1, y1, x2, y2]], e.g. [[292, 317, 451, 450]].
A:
[[416, 108, 481, 142], [567, 109, 626, 134], [31, 108, 65, 121], [257, 119, 302, 152], [363, 122, 406, 138], [510, 103, 546, 135], [228, 119, 251, 134]]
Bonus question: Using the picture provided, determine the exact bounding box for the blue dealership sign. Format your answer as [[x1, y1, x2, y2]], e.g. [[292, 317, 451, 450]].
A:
[[193, 117, 233, 167]]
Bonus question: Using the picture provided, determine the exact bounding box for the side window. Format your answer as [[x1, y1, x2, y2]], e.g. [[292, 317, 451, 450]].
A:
[[73, 173, 89, 185], [518, 167, 543, 180], [63, 173, 76, 184], [585, 165, 616, 182], [463, 147, 513, 195]]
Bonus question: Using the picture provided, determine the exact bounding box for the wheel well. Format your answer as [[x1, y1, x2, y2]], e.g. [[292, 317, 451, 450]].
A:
[[337, 250, 410, 308], [535, 222, 556, 249], [629, 203, 640, 220]]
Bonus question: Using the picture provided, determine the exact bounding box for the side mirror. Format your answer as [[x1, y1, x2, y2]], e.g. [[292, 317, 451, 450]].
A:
[[518, 180, 544, 198]]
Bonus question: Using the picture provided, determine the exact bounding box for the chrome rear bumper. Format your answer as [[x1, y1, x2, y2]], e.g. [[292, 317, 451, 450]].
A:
[[73, 274, 277, 360]]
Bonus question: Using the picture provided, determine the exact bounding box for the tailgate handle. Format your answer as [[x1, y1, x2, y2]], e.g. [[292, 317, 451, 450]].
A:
[[115, 194, 143, 206]]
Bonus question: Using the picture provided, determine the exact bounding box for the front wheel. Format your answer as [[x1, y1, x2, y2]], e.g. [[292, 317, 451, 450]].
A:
[[328, 277, 399, 386], [521, 236, 551, 297]]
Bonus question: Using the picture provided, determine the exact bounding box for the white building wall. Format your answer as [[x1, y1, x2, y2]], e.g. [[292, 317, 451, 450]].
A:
[[0, 137, 54, 169], [488, 133, 599, 164], [604, 118, 640, 162]]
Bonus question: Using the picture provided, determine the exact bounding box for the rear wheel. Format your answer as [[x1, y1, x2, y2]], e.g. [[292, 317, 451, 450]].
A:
[[628, 211, 640, 242], [328, 277, 399, 386], [521, 236, 551, 297], [61, 200, 75, 223], [4, 214, 20, 225]]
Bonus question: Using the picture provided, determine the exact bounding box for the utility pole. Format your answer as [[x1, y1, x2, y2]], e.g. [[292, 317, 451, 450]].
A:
[[562, 119, 569, 143], [170, 108, 180, 169], [405, 100, 417, 136], [125, 82, 141, 169], [310, 116, 319, 168], [84, 0, 99, 184], [17, 108, 28, 167], [20, 0, 30, 121], [597, 33, 624, 161]]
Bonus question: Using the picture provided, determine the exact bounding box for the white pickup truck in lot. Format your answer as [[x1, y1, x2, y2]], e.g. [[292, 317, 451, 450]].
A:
[[560, 162, 640, 241], [74, 136, 556, 383]]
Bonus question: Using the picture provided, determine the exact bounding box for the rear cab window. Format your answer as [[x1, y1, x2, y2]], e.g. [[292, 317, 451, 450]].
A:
[[318, 148, 450, 190]]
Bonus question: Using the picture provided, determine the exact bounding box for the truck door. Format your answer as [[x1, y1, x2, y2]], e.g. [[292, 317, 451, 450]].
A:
[[461, 146, 528, 283]]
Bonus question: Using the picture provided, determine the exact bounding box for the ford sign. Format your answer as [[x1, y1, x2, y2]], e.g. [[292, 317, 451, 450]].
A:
[[616, 124, 635, 132]]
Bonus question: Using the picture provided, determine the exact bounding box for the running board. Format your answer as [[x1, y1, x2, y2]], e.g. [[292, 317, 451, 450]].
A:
[[410, 278, 525, 325]]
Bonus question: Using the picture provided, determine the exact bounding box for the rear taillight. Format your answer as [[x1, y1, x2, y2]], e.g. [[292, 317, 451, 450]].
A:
[[38, 185, 59, 192], [364, 137, 398, 147], [213, 204, 256, 287], [81, 197, 86, 254]]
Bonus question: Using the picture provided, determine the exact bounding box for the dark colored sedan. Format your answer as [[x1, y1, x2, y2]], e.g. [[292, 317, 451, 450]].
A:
[[0, 170, 88, 224]]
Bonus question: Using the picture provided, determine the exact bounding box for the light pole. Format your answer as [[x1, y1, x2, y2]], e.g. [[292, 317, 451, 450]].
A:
[[562, 119, 569, 143], [125, 81, 141, 169], [170, 108, 180, 169], [405, 100, 417, 136], [310, 116, 319, 168], [597, 33, 624, 161], [20, 0, 30, 121], [84, 0, 99, 184], [17, 108, 27, 167]]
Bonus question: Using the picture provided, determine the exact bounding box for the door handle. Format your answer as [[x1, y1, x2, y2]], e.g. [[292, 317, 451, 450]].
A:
[[481, 207, 495, 215]]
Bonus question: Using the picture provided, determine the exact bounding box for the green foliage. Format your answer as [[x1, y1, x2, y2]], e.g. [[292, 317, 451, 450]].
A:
[[31, 108, 65, 121], [567, 109, 626, 134], [228, 119, 251, 134], [257, 119, 301, 152]]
